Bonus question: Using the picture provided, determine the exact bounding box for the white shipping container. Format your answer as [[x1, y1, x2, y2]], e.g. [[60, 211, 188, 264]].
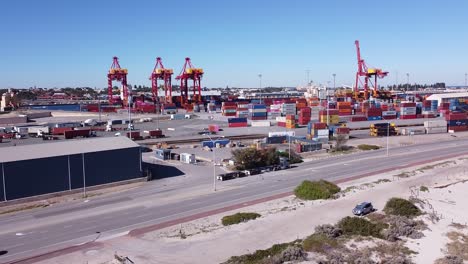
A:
[[250, 121, 271, 127], [424, 120, 447, 128], [180, 153, 196, 164], [316, 129, 329, 136], [382, 111, 397, 116], [425, 127, 447, 134], [269, 131, 295, 137], [276, 117, 286, 122], [249, 109, 267, 113], [27, 126, 50, 134]]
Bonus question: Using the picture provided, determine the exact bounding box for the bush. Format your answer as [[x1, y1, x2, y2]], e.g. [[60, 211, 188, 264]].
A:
[[221, 212, 261, 226], [294, 180, 341, 200], [420, 186, 429, 192], [382, 215, 426, 241], [357, 144, 381, 151], [278, 150, 303, 164], [383, 198, 422, 218], [337, 216, 388, 238], [223, 242, 301, 264], [314, 224, 343, 238], [302, 233, 340, 253], [232, 147, 280, 170]]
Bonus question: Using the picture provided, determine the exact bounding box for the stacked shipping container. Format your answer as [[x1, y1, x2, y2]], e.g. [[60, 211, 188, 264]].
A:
[[228, 117, 248, 128], [446, 112, 468, 132], [298, 107, 311, 125], [249, 104, 267, 120], [221, 102, 237, 116], [400, 102, 417, 119], [285, 115, 296, 129]]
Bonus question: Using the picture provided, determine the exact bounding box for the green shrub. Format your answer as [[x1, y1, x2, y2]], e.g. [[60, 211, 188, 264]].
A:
[[337, 216, 388, 238], [420, 186, 429, 192], [357, 144, 380, 151], [383, 198, 422, 218], [221, 212, 261, 226], [223, 241, 299, 264], [278, 150, 303, 164], [294, 180, 341, 200], [302, 233, 340, 253]]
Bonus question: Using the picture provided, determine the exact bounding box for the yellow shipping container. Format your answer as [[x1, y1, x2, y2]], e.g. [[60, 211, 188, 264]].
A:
[[186, 68, 193, 74]]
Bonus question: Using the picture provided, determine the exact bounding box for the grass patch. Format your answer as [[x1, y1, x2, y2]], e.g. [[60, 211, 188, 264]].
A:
[[357, 144, 380, 151], [342, 186, 357, 193], [337, 216, 388, 239], [0, 204, 49, 215], [394, 171, 414, 178], [221, 212, 261, 226], [417, 161, 456, 172], [374, 178, 391, 184], [383, 198, 422, 218], [294, 180, 341, 200], [373, 241, 418, 257], [302, 233, 341, 253], [420, 186, 429, 192], [223, 241, 301, 264], [445, 231, 468, 261], [450, 222, 468, 230]]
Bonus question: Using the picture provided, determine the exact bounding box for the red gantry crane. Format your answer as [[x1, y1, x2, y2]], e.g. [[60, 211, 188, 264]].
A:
[[150, 57, 173, 103], [107, 56, 129, 106], [175, 57, 204, 105], [354, 40, 388, 100]]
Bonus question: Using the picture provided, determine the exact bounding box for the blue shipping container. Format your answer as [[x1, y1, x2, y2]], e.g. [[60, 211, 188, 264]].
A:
[[250, 104, 267, 109], [228, 118, 248, 123], [367, 116, 382, 121], [448, 120, 468, 126], [250, 112, 267, 117], [201, 139, 231, 148]]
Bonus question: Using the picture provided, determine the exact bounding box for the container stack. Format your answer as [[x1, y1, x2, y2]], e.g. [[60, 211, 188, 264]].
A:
[[366, 107, 383, 121], [449, 99, 459, 111], [319, 109, 340, 124], [285, 114, 296, 129], [431, 100, 438, 112], [307, 97, 320, 107], [276, 116, 286, 127], [438, 102, 450, 116], [350, 115, 367, 122], [236, 107, 249, 118], [421, 100, 436, 118], [249, 104, 267, 120], [221, 102, 237, 116], [250, 120, 271, 127], [400, 102, 417, 119], [161, 103, 177, 114], [424, 120, 447, 134], [207, 102, 217, 113], [334, 127, 351, 140], [445, 112, 468, 132], [307, 122, 328, 142], [298, 107, 311, 125], [370, 123, 398, 137], [382, 110, 397, 120], [228, 117, 248, 128], [295, 99, 308, 113], [268, 103, 282, 119], [337, 102, 352, 116], [281, 103, 296, 116]]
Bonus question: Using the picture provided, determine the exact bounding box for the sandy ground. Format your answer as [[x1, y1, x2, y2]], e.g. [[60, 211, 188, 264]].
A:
[[34, 155, 468, 264]]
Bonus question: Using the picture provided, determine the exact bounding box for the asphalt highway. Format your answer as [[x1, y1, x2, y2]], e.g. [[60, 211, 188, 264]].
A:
[[1, 137, 468, 263]]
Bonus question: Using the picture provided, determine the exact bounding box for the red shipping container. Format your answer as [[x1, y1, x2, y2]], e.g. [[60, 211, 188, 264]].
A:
[[383, 115, 397, 120], [313, 122, 327, 129], [351, 116, 367, 122], [250, 116, 267, 120], [336, 127, 351, 134], [400, 103, 417, 107], [448, 126, 468, 132], [286, 115, 295, 120], [52, 127, 73, 135], [228, 122, 248, 128], [319, 110, 339, 115], [400, 115, 417, 119], [277, 122, 286, 127], [445, 113, 467, 121]]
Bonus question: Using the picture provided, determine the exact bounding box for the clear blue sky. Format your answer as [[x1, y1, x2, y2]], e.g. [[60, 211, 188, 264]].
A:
[[1, 0, 467, 88]]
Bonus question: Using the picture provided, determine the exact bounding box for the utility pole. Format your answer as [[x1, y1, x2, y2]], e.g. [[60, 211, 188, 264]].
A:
[[332, 74, 336, 90], [406, 73, 410, 91], [258, 74, 262, 104], [306, 69, 310, 85], [465, 73, 467, 87]]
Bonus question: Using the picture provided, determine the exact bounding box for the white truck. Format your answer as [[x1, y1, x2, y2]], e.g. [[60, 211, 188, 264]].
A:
[[27, 126, 50, 137]]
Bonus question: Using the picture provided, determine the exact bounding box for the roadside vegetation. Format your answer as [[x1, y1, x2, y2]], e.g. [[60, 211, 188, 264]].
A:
[[221, 212, 261, 226], [294, 180, 341, 200], [383, 197, 422, 218], [357, 144, 381, 151], [225, 196, 425, 263], [231, 147, 302, 170], [331, 134, 354, 153]]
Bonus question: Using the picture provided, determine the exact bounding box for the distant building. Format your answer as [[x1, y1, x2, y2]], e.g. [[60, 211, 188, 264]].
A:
[[426, 92, 468, 106]]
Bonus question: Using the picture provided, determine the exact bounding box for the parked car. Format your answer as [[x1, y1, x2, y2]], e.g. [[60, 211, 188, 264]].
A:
[[352, 202, 374, 216]]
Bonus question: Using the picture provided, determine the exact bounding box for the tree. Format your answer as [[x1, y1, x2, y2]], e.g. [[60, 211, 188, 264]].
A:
[[231, 147, 280, 170], [334, 134, 349, 151]]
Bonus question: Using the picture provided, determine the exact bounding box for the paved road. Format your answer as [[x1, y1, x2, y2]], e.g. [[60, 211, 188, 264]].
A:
[[1, 137, 468, 263]]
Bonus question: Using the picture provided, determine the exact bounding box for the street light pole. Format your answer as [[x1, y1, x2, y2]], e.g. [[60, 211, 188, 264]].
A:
[[406, 73, 410, 91], [386, 120, 389, 157], [333, 74, 336, 90], [258, 74, 263, 105], [205, 134, 224, 192]]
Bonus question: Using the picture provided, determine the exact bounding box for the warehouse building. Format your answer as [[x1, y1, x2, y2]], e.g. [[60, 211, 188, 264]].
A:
[[0, 137, 142, 201], [426, 92, 468, 106]]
